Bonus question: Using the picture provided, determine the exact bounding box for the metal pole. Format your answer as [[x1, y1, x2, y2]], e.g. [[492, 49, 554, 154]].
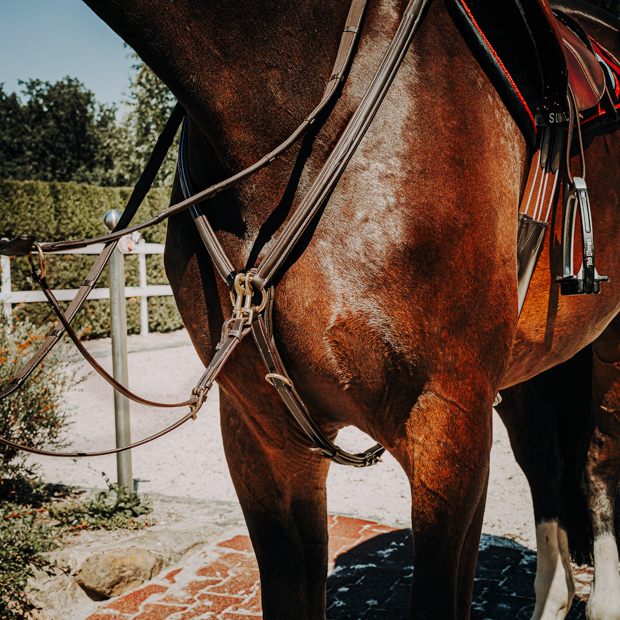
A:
[[104, 210, 133, 490]]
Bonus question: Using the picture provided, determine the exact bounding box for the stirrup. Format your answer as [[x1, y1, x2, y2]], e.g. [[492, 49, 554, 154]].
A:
[[556, 177, 609, 295]]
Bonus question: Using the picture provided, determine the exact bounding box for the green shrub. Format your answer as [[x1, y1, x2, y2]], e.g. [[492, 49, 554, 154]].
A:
[[0, 500, 60, 620], [0, 312, 80, 479], [0, 180, 183, 338], [49, 473, 152, 531]]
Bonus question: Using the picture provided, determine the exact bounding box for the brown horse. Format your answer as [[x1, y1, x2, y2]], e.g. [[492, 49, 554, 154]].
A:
[[80, 0, 620, 618]]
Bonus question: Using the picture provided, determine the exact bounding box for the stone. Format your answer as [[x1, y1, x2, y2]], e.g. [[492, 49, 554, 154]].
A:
[[28, 573, 97, 620], [76, 546, 164, 598]]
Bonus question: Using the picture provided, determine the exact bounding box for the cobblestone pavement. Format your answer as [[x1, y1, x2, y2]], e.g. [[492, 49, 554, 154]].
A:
[[83, 515, 593, 620]]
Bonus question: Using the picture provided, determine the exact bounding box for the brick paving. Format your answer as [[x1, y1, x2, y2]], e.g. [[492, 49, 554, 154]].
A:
[[85, 516, 593, 620]]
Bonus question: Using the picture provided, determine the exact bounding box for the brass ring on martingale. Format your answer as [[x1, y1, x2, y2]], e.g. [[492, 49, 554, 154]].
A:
[[27, 243, 47, 280], [254, 288, 267, 313]]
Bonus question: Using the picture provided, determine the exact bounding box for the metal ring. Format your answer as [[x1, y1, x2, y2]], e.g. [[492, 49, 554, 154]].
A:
[[27, 243, 47, 280], [265, 373, 293, 388], [254, 288, 267, 313]]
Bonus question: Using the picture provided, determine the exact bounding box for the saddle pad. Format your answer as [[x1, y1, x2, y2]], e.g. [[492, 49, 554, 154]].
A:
[[448, 0, 619, 143]]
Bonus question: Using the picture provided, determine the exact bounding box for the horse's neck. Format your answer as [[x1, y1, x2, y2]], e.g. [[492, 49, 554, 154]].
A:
[[84, 0, 351, 157], [85, 0, 425, 244]]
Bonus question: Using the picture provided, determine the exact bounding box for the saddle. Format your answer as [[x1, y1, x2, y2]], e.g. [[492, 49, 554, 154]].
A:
[[521, 0, 606, 122], [448, 0, 615, 140], [449, 0, 620, 309]]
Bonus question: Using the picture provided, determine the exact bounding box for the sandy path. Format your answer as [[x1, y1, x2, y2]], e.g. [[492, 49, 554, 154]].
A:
[[30, 330, 536, 548]]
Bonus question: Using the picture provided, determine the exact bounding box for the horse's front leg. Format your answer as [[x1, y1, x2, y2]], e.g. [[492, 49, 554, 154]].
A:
[[584, 319, 620, 620], [219, 385, 330, 620], [390, 387, 493, 620]]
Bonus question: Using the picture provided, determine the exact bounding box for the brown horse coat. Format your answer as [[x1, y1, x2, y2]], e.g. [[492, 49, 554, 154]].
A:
[[80, 0, 620, 617]]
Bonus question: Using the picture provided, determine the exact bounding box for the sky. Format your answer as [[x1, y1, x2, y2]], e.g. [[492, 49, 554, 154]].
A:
[[0, 0, 134, 108]]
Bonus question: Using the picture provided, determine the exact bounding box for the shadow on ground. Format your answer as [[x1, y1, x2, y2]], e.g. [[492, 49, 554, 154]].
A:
[[326, 529, 587, 620]]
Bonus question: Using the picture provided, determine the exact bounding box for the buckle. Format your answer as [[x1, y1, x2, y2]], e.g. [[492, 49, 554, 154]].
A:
[[230, 272, 267, 320], [189, 387, 208, 420], [265, 373, 293, 388]]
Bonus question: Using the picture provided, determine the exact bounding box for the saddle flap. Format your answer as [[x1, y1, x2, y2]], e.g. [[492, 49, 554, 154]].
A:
[[558, 20, 606, 112]]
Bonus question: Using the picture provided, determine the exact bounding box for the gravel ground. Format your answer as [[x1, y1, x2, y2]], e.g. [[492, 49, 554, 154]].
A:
[[30, 329, 536, 549]]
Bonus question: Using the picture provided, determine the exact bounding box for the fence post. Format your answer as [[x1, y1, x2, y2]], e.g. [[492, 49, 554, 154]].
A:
[[1, 239, 11, 329], [104, 210, 133, 490], [138, 239, 148, 336]]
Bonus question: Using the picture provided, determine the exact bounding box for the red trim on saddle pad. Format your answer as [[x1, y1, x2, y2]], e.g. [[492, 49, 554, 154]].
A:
[[456, 0, 537, 131]]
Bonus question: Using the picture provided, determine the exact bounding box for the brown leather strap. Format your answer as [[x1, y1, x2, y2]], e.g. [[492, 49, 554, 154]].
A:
[[0, 290, 250, 458], [177, 124, 237, 286], [252, 0, 429, 290], [175, 0, 372, 288], [251, 314, 385, 467], [0, 412, 198, 458], [35, 273, 199, 409], [0, 235, 37, 257]]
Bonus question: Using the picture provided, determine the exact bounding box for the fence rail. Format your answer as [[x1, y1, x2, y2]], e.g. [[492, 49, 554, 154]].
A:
[[0, 240, 172, 336]]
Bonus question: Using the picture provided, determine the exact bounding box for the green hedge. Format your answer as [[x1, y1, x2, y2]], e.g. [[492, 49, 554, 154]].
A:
[[0, 180, 183, 338]]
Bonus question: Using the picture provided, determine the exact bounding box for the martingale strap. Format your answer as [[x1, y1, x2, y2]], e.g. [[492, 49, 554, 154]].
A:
[[253, 0, 428, 291], [176, 0, 429, 466], [0, 0, 385, 458], [0, 0, 427, 462], [251, 313, 385, 467]]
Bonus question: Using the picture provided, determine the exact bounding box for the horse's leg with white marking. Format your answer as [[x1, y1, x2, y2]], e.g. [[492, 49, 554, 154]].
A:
[[532, 521, 575, 620], [584, 323, 620, 620], [390, 388, 492, 620], [218, 388, 330, 620], [497, 381, 576, 620]]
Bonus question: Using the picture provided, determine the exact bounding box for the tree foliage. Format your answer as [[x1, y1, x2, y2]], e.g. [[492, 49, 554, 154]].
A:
[[0, 78, 127, 186], [120, 53, 180, 187], [0, 312, 80, 480], [0, 54, 180, 188]]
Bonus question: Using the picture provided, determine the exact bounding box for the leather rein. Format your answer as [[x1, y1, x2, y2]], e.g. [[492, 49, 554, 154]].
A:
[[0, 0, 427, 465]]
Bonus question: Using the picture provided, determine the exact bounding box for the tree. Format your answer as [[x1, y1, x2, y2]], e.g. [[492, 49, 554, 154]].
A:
[[0, 78, 127, 186], [120, 54, 180, 187]]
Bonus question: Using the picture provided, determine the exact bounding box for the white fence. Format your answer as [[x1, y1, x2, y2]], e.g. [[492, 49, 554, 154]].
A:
[[0, 240, 173, 336]]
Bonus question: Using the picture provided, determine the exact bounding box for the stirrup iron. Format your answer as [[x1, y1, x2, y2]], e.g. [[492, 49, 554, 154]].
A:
[[556, 177, 608, 295]]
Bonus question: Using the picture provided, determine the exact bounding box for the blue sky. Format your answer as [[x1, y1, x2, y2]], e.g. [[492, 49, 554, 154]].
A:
[[0, 0, 134, 108]]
